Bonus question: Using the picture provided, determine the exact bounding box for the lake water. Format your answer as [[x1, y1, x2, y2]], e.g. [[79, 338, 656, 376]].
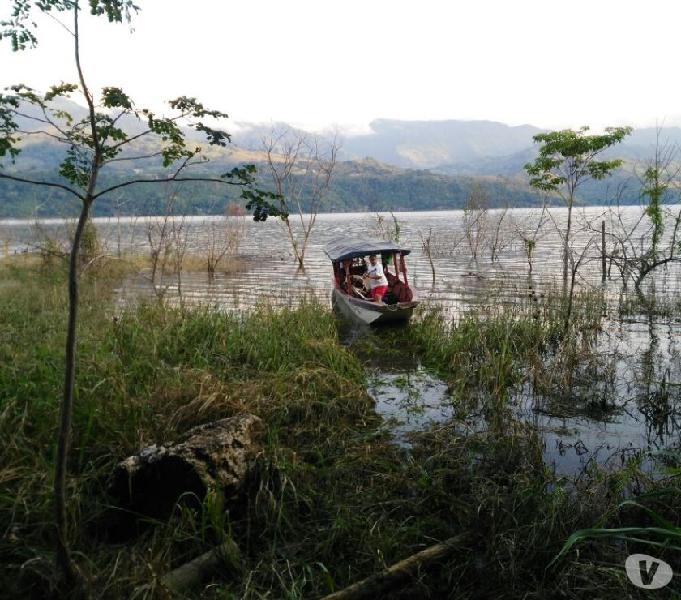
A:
[[2, 207, 680, 477]]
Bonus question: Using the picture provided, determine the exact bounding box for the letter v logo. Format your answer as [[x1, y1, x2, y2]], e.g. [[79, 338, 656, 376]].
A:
[[625, 554, 673, 589]]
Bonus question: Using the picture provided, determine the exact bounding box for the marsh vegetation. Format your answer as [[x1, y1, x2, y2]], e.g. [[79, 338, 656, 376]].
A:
[[1, 213, 680, 597]]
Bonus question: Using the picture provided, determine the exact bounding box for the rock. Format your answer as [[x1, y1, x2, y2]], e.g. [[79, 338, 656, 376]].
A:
[[108, 413, 263, 521]]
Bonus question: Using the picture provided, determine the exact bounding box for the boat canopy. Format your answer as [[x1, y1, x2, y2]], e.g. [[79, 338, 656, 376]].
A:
[[324, 237, 412, 262]]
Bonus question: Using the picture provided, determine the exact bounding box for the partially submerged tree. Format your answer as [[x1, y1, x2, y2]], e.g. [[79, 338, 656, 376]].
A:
[[205, 218, 232, 279], [595, 131, 681, 300], [634, 131, 681, 293], [524, 126, 632, 285], [0, 0, 282, 587], [514, 201, 550, 276], [261, 127, 338, 268], [145, 193, 180, 299], [373, 210, 401, 243], [488, 204, 510, 262], [462, 182, 489, 262], [418, 226, 437, 286]]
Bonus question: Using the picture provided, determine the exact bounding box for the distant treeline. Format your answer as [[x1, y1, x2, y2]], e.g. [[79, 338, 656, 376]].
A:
[[0, 163, 638, 219]]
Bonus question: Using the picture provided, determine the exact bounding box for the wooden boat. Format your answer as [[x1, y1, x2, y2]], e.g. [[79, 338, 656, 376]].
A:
[[325, 237, 419, 325]]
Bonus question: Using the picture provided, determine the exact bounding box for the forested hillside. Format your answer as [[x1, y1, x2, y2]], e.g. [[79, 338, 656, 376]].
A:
[[1, 107, 655, 218]]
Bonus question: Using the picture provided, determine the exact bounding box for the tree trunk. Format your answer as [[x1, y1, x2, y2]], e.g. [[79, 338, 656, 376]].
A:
[[54, 199, 91, 585], [564, 262, 578, 334], [284, 218, 304, 268], [563, 197, 573, 287], [108, 414, 263, 521], [54, 3, 103, 584]]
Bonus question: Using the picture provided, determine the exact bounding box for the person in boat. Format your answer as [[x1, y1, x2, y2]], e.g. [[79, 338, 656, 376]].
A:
[[363, 253, 389, 303], [350, 257, 368, 291]]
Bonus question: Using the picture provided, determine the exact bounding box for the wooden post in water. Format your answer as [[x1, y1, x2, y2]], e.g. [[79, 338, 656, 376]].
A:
[[601, 220, 606, 283]]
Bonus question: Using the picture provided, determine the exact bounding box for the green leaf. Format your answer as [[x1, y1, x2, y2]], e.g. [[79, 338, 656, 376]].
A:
[[242, 188, 287, 222], [102, 86, 133, 109], [195, 122, 230, 146], [2, 1, 138, 51], [45, 82, 78, 101]]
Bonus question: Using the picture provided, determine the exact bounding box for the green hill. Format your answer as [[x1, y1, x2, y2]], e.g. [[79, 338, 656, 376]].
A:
[[1, 108, 654, 218]]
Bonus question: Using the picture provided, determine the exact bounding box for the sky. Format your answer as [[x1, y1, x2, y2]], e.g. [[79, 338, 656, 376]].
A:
[[2, 0, 681, 134]]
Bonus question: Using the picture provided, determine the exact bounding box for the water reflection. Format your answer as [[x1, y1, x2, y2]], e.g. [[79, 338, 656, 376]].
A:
[[367, 368, 453, 448]]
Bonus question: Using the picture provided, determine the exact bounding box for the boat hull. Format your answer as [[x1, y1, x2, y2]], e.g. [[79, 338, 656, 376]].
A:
[[331, 288, 417, 325]]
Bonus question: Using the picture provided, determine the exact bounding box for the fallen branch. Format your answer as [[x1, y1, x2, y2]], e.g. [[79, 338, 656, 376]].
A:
[[161, 538, 241, 595], [320, 533, 471, 600]]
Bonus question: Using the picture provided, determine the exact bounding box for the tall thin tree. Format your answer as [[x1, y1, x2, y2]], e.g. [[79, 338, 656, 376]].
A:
[[524, 126, 631, 285], [0, 0, 282, 586]]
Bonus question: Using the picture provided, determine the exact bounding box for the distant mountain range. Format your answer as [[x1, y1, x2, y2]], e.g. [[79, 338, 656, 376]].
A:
[[234, 118, 681, 174], [1, 101, 675, 218], [231, 119, 542, 171]]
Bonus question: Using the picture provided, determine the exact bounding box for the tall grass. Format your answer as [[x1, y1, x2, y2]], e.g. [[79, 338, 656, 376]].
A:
[[1, 260, 680, 598], [0, 260, 374, 597]]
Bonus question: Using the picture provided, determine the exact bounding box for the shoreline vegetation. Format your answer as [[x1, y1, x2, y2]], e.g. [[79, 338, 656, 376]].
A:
[[1, 257, 680, 599]]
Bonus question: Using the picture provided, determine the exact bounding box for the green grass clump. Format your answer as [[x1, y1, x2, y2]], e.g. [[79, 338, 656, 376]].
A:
[[0, 260, 375, 597]]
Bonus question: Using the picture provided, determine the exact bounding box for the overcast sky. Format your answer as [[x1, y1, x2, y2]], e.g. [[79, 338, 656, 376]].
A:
[[1, 0, 680, 133]]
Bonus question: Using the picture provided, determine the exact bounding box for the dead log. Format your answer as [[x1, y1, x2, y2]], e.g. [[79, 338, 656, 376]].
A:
[[320, 533, 471, 600], [161, 538, 241, 596], [108, 413, 263, 521]]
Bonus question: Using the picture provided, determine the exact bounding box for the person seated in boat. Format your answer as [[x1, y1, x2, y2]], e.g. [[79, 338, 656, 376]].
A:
[[350, 257, 367, 276], [350, 257, 368, 289], [379, 254, 412, 304], [363, 253, 389, 303]]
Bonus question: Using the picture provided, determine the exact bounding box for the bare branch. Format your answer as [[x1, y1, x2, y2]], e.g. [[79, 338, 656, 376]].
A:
[[17, 128, 71, 144], [91, 175, 242, 200], [0, 172, 84, 200], [102, 151, 165, 164]]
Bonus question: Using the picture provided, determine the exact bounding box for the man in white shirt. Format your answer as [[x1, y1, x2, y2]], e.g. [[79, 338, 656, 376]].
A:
[[364, 254, 389, 303]]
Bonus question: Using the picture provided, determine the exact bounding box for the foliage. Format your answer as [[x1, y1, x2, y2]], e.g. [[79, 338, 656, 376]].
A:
[[0, 164, 552, 217], [0, 83, 282, 215], [525, 126, 632, 285], [638, 134, 678, 260], [525, 126, 632, 197], [0, 4, 285, 220], [642, 166, 666, 255], [1, 1, 139, 51], [601, 133, 681, 299]]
